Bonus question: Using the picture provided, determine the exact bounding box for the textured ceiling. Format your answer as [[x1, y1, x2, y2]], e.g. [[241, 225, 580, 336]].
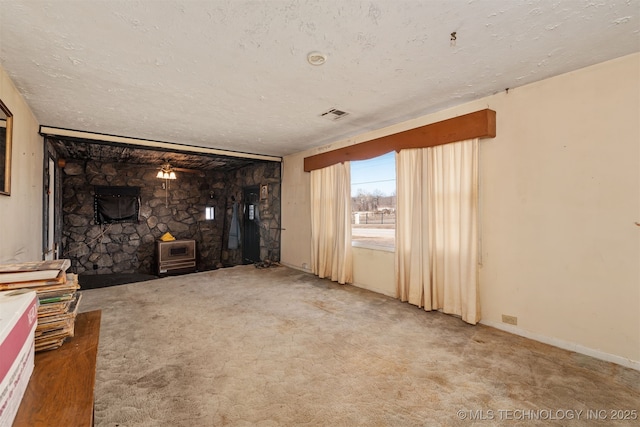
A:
[[1, 0, 639, 158]]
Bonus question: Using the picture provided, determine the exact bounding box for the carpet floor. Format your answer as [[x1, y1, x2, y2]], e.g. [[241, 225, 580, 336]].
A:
[[79, 265, 639, 426]]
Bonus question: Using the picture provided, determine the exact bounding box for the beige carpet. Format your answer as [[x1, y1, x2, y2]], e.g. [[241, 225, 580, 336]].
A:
[[79, 265, 639, 426]]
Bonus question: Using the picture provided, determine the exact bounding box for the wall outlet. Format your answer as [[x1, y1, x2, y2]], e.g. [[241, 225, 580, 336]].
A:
[[502, 314, 518, 326], [302, 263, 309, 270]]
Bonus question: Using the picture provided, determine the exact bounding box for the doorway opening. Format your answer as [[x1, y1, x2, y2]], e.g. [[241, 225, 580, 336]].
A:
[[242, 186, 261, 264]]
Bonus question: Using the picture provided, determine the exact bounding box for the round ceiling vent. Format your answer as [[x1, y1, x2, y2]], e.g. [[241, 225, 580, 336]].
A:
[[307, 51, 327, 66]]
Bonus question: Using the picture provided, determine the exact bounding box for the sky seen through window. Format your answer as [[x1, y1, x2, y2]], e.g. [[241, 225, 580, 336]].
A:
[[350, 151, 396, 197]]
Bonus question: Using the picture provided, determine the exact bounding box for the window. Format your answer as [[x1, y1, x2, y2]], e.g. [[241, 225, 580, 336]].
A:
[[205, 206, 215, 220], [350, 151, 396, 249]]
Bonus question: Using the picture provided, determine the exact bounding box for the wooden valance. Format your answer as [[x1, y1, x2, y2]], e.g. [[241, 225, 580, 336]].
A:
[[304, 108, 496, 172]]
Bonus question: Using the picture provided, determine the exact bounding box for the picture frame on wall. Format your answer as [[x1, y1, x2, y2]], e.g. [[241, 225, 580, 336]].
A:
[[260, 184, 268, 200]]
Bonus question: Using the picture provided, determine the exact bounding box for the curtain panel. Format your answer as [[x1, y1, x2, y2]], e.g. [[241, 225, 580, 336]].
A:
[[310, 162, 353, 284], [395, 139, 480, 324]]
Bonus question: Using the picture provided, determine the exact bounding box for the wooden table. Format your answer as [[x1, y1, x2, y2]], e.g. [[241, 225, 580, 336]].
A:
[[13, 310, 101, 427]]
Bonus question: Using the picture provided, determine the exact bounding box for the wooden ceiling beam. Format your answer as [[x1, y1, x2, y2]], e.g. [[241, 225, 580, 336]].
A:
[[304, 109, 496, 172]]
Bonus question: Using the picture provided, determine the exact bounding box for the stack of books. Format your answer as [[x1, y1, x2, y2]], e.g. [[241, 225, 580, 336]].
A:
[[0, 259, 81, 352]]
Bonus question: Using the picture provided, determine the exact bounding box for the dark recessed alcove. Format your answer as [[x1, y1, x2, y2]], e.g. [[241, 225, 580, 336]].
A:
[[94, 186, 141, 225]]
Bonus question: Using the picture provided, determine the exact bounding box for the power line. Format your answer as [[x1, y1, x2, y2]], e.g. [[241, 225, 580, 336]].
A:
[[351, 178, 396, 186]]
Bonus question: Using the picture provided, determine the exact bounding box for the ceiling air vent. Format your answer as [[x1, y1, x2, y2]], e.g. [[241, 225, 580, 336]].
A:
[[320, 108, 350, 121]]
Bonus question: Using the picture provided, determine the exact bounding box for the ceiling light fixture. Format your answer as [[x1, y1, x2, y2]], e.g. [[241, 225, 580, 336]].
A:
[[307, 51, 327, 66], [157, 162, 176, 207], [156, 162, 177, 180]]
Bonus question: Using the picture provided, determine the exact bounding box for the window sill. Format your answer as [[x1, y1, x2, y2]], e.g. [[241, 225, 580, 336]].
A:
[[352, 241, 395, 253]]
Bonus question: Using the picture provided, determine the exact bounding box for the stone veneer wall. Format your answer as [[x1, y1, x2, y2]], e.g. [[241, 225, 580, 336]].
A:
[[61, 159, 281, 275], [222, 162, 282, 266]]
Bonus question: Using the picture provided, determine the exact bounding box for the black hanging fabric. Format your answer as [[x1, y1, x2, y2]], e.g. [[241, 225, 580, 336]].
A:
[[94, 186, 141, 224]]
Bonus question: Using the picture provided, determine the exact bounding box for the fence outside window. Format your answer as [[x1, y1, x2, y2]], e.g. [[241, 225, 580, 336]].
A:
[[351, 212, 396, 225]]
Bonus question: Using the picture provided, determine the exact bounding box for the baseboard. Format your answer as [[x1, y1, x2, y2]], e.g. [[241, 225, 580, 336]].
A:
[[351, 281, 396, 298], [282, 262, 396, 297], [280, 262, 312, 273], [480, 319, 640, 371]]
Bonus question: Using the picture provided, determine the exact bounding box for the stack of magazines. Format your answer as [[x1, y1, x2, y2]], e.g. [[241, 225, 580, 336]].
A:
[[0, 259, 81, 352]]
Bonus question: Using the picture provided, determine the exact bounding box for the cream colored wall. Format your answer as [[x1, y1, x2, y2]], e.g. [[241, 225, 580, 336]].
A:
[[477, 53, 639, 366], [352, 246, 395, 297], [0, 66, 44, 263], [281, 53, 640, 366], [281, 150, 312, 271]]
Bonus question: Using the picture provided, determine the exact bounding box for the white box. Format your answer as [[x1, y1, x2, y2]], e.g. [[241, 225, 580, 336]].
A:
[[0, 290, 38, 427], [0, 335, 34, 427]]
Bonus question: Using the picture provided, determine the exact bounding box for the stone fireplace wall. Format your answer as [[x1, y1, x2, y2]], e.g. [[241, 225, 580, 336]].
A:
[[61, 159, 281, 275]]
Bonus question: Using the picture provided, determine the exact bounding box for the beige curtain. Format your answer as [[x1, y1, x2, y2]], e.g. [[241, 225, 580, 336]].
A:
[[310, 162, 353, 284], [395, 139, 479, 324]]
